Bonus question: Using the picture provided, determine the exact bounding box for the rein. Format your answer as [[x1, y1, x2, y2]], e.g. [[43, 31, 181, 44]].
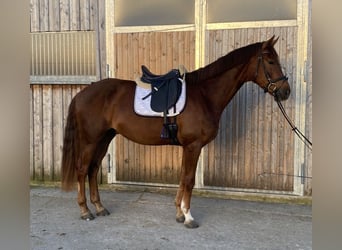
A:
[[277, 100, 312, 151]]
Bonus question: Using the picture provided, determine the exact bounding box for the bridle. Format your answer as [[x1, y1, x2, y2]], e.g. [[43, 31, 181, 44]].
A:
[[255, 50, 312, 151], [255, 52, 288, 96]]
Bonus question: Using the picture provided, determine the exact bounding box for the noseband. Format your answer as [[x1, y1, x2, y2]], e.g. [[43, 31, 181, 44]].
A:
[[255, 52, 288, 95]]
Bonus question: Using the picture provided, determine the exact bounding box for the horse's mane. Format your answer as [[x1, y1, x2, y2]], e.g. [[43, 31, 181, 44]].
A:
[[187, 42, 262, 83]]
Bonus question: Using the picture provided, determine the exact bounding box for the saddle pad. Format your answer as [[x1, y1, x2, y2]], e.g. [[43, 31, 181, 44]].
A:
[[134, 78, 186, 117]]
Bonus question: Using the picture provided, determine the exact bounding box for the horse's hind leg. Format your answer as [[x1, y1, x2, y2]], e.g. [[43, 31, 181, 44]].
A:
[[77, 145, 96, 220], [88, 129, 116, 217], [88, 163, 110, 217]]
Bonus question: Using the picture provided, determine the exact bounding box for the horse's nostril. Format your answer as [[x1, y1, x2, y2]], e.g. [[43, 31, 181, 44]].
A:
[[286, 89, 290, 97]]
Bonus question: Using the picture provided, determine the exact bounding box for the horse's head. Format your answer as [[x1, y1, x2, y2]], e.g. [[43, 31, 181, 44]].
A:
[[254, 36, 291, 101]]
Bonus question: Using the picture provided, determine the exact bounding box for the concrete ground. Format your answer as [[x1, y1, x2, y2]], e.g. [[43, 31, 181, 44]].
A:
[[30, 186, 312, 250]]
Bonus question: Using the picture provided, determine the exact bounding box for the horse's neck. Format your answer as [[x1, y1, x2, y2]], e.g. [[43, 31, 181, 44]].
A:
[[198, 65, 248, 118]]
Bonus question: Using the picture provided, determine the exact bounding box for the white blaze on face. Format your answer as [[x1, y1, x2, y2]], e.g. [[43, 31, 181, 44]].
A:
[[181, 199, 194, 222]]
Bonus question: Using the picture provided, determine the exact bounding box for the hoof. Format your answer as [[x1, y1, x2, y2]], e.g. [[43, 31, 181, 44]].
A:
[[176, 215, 185, 223], [80, 212, 95, 221], [184, 220, 199, 229], [96, 208, 110, 217]]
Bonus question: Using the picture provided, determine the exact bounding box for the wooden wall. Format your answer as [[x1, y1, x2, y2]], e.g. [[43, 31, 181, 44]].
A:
[[29, 0, 106, 183], [30, 0, 106, 78], [112, 27, 300, 192], [30, 0, 312, 195], [30, 0, 99, 32], [30, 84, 84, 181], [203, 27, 297, 191]]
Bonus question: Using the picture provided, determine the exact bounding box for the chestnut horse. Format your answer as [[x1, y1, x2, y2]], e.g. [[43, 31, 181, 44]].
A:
[[61, 36, 290, 228]]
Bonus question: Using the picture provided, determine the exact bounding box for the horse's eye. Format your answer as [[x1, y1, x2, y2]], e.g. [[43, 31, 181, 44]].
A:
[[268, 61, 274, 65]]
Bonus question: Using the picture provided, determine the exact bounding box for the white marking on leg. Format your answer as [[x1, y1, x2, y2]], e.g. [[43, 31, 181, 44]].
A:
[[181, 199, 194, 223]]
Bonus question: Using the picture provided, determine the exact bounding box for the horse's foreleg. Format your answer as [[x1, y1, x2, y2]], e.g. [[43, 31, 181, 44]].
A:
[[175, 184, 185, 223], [175, 143, 202, 228]]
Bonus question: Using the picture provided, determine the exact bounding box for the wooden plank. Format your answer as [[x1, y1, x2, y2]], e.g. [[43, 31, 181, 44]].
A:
[[39, 0, 49, 32], [123, 134, 129, 181], [220, 30, 228, 187], [226, 29, 235, 187], [49, 0, 61, 31], [97, 0, 106, 79], [138, 33, 149, 183], [183, 31, 190, 70], [30, 86, 34, 179], [42, 85, 53, 180], [153, 32, 163, 182], [70, 0, 80, 30], [32, 85, 43, 181], [160, 33, 172, 183], [242, 29, 253, 188], [90, 0, 98, 31], [148, 33, 157, 182], [277, 27, 287, 189], [121, 33, 128, 78], [62, 85, 72, 135], [213, 30, 223, 186], [30, 0, 40, 32], [60, 0, 71, 31], [52, 85, 64, 180], [251, 28, 261, 188], [133, 141, 140, 183], [237, 28, 247, 188], [204, 29, 216, 186], [115, 135, 122, 181], [274, 27, 283, 190], [207, 20, 297, 31], [80, 0, 90, 30], [261, 28, 272, 190], [113, 25, 195, 34], [94, 0, 101, 78], [127, 32, 134, 77]]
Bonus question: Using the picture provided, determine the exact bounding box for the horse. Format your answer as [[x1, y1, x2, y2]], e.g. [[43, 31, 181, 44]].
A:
[[61, 36, 290, 228]]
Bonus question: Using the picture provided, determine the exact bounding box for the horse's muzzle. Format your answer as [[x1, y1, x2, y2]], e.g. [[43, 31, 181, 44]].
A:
[[274, 87, 291, 101]]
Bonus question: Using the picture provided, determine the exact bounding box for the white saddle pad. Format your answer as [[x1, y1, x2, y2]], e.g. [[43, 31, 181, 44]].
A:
[[134, 79, 186, 117]]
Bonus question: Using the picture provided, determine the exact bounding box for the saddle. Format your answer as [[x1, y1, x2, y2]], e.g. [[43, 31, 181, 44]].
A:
[[140, 65, 182, 113], [139, 65, 185, 144]]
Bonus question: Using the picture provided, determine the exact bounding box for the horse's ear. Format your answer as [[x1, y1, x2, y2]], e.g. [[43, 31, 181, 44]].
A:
[[270, 36, 279, 46], [262, 35, 279, 50]]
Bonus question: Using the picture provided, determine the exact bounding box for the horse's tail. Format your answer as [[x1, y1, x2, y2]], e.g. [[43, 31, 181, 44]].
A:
[[61, 98, 78, 191]]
